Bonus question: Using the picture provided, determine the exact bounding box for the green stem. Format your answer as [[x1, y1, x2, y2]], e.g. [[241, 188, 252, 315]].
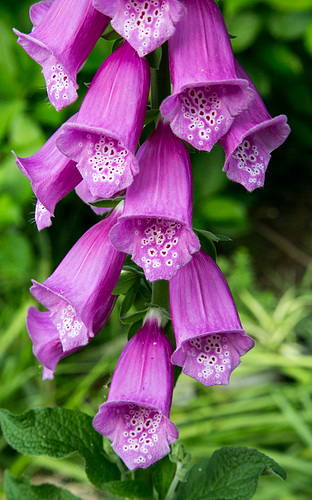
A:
[[164, 462, 184, 500], [149, 43, 171, 315], [152, 280, 170, 313], [150, 42, 171, 109]]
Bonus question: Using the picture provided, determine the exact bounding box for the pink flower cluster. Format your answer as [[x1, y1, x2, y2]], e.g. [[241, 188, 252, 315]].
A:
[[14, 0, 289, 470]]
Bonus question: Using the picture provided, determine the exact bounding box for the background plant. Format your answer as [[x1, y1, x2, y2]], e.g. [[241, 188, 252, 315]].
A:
[[1, 0, 312, 498]]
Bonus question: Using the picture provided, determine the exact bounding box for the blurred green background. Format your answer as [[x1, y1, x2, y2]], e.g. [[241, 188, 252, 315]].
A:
[[1, 0, 312, 498]]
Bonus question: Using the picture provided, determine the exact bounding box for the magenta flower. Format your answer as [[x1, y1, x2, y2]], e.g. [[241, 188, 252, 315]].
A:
[[220, 61, 291, 191], [169, 250, 254, 386], [26, 306, 79, 380], [109, 118, 200, 281], [92, 0, 186, 57], [56, 41, 150, 200], [13, 115, 82, 230], [30, 204, 126, 352], [93, 308, 178, 470], [13, 0, 110, 110], [160, 0, 254, 151]]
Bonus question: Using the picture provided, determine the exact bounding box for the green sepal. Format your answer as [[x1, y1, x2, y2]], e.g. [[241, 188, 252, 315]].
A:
[[89, 196, 124, 209]]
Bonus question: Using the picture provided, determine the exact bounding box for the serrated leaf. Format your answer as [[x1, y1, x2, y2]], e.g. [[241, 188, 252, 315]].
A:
[[175, 447, 286, 500], [4, 471, 82, 500], [0, 408, 120, 489], [120, 308, 149, 325], [103, 480, 154, 499], [90, 196, 124, 208], [113, 272, 139, 295]]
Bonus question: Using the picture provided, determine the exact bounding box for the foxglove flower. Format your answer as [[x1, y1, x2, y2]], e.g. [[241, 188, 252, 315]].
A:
[[160, 0, 254, 151], [92, 0, 186, 57], [56, 41, 150, 199], [170, 250, 254, 386], [13, 0, 110, 110], [220, 61, 290, 191], [30, 204, 126, 352], [13, 115, 82, 230], [27, 306, 79, 380], [109, 118, 200, 281], [93, 308, 178, 470]]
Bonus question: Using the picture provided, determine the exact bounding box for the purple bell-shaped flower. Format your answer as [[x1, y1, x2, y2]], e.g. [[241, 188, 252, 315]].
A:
[[220, 60, 290, 191], [160, 0, 254, 151], [13, 114, 82, 230], [93, 308, 178, 470], [56, 41, 150, 200], [13, 0, 110, 110], [109, 118, 200, 281], [30, 204, 126, 352], [169, 250, 254, 386], [92, 0, 186, 57]]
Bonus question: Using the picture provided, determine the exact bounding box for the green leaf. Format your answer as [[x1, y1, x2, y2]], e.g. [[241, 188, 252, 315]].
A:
[[0, 408, 120, 489], [152, 455, 176, 500], [194, 228, 220, 242], [113, 271, 139, 295], [120, 286, 138, 317], [90, 196, 124, 208], [127, 320, 143, 340], [102, 28, 123, 41], [144, 109, 160, 125], [4, 471, 82, 500], [120, 308, 149, 325], [197, 234, 217, 261], [103, 480, 154, 499], [175, 447, 286, 500]]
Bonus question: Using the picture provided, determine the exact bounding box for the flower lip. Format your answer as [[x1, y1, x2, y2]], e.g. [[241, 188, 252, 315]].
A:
[[222, 114, 289, 173]]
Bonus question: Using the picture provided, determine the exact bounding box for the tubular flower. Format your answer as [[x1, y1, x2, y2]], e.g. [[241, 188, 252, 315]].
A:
[[220, 60, 291, 191], [26, 306, 80, 380], [109, 118, 200, 282], [30, 204, 126, 352], [56, 41, 150, 200], [160, 0, 254, 151], [93, 308, 178, 470], [92, 0, 186, 57], [13, 0, 110, 110], [13, 115, 82, 231], [169, 250, 254, 386]]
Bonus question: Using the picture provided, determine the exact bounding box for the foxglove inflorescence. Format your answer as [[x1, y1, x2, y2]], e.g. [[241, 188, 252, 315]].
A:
[[14, 0, 289, 470]]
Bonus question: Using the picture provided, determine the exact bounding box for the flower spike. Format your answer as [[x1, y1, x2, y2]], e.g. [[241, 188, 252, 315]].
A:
[[109, 118, 200, 281], [30, 204, 126, 353], [92, 0, 186, 57], [13, 0, 110, 110], [160, 0, 255, 151], [220, 60, 290, 191], [93, 308, 178, 470], [56, 41, 150, 200], [169, 250, 254, 386]]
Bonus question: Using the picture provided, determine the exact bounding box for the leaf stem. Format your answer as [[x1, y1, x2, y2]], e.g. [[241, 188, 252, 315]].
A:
[[164, 462, 184, 500]]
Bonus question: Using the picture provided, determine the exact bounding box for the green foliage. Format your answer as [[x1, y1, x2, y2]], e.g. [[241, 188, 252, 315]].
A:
[[0, 408, 120, 488], [175, 447, 286, 500], [4, 471, 82, 500]]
